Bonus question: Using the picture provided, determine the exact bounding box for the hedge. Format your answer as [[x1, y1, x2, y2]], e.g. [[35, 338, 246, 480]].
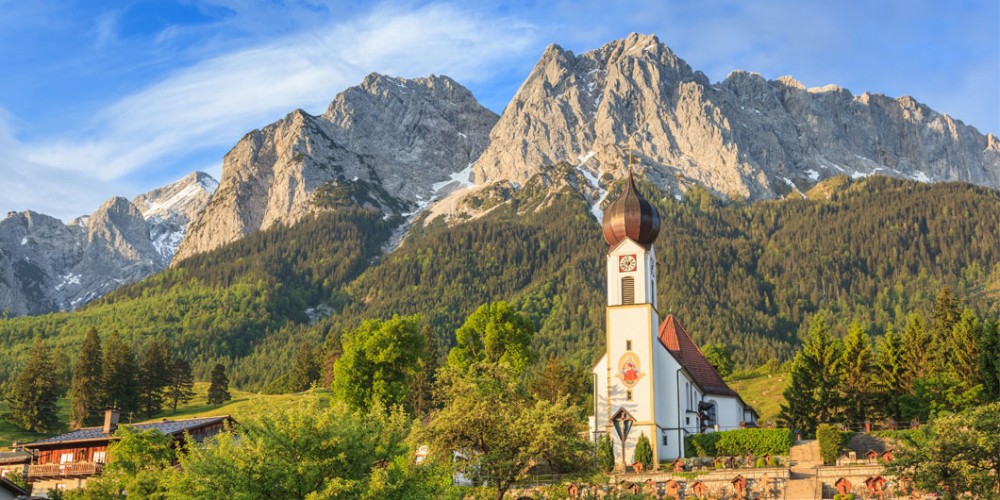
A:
[[817, 424, 852, 465], [685, 428, 794, 457]]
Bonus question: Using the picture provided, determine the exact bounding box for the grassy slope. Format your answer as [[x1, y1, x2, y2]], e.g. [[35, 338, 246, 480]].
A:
[[726, 373, 790, 426], [0, 383, 331, 448]]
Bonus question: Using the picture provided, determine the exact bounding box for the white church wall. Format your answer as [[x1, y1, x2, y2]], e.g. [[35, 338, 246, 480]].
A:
[[652, 342, 685, 460], [606, 240, 653, 306], [591, 354, 609, 441], [705, 395, 744, 431]]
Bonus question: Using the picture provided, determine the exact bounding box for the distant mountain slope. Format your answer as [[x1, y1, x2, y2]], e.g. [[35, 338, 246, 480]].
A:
[[0, 172, 216, 315], [2, 175, 998, 391], [172, 73, 498, 262], [471, 33, 999, 207]]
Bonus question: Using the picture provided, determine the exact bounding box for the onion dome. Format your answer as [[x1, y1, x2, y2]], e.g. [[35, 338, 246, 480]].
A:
[[602, 171, 661, 248]]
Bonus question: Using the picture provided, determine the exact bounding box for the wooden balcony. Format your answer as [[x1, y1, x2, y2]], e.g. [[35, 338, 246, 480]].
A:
[[28, 462, 103, 479]]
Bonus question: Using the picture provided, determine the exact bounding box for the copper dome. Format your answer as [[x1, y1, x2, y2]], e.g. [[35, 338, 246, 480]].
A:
[[601, 172, 661, 248]]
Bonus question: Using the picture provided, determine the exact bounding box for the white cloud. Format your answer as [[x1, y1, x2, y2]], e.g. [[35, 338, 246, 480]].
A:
[[20, 3, 537, 183], [0, 109, 127, 220]]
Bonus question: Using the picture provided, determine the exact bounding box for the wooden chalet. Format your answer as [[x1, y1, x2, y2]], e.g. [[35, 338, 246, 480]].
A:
[[18, 408, 233, 496]]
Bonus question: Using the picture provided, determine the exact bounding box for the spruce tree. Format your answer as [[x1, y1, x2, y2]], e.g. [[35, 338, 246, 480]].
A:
[[633, 433, 653, 469], [901, 313, 931, 384], [839, 323, 873, 429], [139, 339, 171, 417], [948, 309, 982, 388], [873, 325, 907, 422], [927, 286, 961, 375], [165, 358, 195, 413], [286, 342, 320, 392], [979, 320, 1000, 400], [69, 328, 104, 428], [2, 337, 60, 432], [103, 332, 140, 415], [207, 364, 231, 405], [778, 315, 843, 436]]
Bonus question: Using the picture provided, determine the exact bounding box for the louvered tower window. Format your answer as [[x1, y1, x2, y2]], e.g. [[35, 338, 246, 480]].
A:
[[621, 276, 635, 305]]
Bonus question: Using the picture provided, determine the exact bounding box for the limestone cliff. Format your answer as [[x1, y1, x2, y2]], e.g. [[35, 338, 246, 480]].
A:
[[173, 73, 498, 262]]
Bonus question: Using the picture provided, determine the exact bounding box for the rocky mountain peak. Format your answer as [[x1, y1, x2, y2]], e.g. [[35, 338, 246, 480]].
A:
[[173, 73, 499, 263], [468, 33, 999, 211]]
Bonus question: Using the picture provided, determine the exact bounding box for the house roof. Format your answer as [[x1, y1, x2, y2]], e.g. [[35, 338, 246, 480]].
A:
[[0, 477, 29, 497], [20, 416, 232, 448], [657, 315, 739, 398], [0, 450, 30, 464]]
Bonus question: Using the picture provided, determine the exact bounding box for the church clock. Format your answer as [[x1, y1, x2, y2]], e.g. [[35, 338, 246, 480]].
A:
[[618, 254, 637, 272]]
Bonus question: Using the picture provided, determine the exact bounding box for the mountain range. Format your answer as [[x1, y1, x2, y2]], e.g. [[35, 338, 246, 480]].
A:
[[1, 33, 997, 316]]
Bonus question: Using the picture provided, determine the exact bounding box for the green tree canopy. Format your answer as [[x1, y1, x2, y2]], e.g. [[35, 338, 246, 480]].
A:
[[333, 314, 427, 413], [447, 302, 535, 374], [886, 402, 1000, 498]]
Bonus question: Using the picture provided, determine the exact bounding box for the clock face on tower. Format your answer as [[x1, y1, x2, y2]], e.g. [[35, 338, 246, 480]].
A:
[[618, 254, 637, 272]]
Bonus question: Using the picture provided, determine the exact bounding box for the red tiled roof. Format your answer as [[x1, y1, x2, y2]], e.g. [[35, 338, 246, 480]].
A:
[[657, 315, 738, 397]]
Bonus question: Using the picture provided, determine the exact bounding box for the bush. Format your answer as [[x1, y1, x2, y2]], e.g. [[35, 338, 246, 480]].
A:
[[766, 456, 778, 467], [686, 428, 794, 457], [633, 433, 653, 469], [597, 434, 615, 473], [755, 457, 766, 468], [817, 424, 849, 465]]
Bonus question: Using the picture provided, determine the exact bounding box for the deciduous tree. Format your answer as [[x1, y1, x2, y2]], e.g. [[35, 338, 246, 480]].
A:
[[333, 315, 426, 413]]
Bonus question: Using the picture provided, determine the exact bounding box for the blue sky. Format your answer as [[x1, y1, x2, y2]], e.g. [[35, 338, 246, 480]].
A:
[[1, 0, 997, 220]]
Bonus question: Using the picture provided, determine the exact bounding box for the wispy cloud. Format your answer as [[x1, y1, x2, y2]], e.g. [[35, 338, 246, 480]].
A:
[[13, 2, 537, 214]]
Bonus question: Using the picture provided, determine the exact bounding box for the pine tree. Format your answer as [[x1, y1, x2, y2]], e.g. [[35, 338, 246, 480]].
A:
[[139, 339, 171, 417], [873, 324, 907, 422], [949, 309, 982, 388], [839, 323, 873, 429], [778, 315, 843, 436], [286, 342, 320, 392], [901, 313, 931, 384], [165, 358, 195, 414], [69, 328, 104, 428], [596, 434, 615, 472], [207, 364, 231, 406], [979, 320, 1000, 400], [927, 286, 961, 375], [103, 332, 139, 414], [2, 337, 60, 432], [633, 433, 653, 469]]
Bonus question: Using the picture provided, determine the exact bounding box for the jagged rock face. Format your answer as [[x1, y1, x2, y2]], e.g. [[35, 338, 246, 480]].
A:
[[472, 33, 1000, 202], [173, 73, 498, 263], [0, 173, 217, 316], [133, 171, 218, 262]]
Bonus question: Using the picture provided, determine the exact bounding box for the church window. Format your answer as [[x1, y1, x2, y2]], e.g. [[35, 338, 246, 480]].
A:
[[626, 391, 632, 401], [661, 431, 668, 446], [626, 340, 632, 351], [621, 277, 635, 304]]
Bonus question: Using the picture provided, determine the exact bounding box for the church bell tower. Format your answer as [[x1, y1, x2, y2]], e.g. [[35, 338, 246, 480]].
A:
[[600, 165, 663, 463]]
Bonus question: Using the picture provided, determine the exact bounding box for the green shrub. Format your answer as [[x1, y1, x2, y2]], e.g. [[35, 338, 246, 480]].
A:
[[597, 434, 615, 472], [755, 457, 766, 468], [633, 433, 653, 469], [817, 424, 849, 465], [685, 428, 793, 457], [766, 456, 778, 467]]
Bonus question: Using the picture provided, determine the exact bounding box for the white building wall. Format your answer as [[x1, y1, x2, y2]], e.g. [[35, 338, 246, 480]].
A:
[[704, 395, 744, 431], [606, 240, 655, 307]]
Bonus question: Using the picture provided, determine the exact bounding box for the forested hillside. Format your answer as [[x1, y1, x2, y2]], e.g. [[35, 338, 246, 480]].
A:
[[1, 175, 998, 392]]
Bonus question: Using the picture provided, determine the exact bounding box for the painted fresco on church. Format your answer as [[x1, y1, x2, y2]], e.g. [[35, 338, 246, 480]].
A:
[[617, 352, 644, 388]]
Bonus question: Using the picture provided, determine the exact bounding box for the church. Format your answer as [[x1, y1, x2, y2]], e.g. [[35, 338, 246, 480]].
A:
[[590, 171, 757, 464]]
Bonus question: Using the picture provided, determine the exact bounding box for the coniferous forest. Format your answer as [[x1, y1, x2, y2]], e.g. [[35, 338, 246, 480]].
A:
[[1, 174, 999, 404]]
